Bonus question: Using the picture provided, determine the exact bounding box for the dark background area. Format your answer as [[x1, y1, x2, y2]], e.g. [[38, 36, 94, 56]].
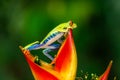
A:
[[0, 0, 120, 80]]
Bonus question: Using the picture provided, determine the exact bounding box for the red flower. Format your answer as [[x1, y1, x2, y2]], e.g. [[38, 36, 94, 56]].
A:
[[20, 29, 77, 80], [99, 60, 113, 80], [20, 29, 113, 80]]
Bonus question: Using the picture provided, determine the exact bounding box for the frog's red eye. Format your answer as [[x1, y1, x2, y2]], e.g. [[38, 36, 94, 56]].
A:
[[69, 20, 73, 26]]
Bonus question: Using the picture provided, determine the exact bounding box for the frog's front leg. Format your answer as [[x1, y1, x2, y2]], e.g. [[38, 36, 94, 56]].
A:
[[57, 38, 64, 44], [57, 32, 68, 44], [42, 44, 60, 61]]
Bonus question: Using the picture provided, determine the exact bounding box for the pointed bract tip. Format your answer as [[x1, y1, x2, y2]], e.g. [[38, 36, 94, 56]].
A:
[[19, 46, 24, 51], [99, 60, 113, 80]]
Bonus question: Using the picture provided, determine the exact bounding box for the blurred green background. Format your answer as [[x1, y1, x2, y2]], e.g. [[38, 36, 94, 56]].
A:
[[0, 0, 120, 80]]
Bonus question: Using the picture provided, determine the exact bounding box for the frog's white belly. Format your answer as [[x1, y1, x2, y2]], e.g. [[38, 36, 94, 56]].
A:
[[40, 32, 64, 48]]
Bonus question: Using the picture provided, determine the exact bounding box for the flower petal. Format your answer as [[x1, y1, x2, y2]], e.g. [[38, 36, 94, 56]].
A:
[[54, 29, 77, 80], [99, 60, 113, 80], [19, 47, 61, 80]]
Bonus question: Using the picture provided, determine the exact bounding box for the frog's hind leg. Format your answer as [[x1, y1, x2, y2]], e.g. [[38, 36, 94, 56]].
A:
[[42, 44, 60, 61], [43, 48, 54, 60]]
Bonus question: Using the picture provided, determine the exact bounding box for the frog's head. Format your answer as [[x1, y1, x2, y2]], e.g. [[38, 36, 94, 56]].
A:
[[56, 20, 77, 31], [68, 20, 77, 29]]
